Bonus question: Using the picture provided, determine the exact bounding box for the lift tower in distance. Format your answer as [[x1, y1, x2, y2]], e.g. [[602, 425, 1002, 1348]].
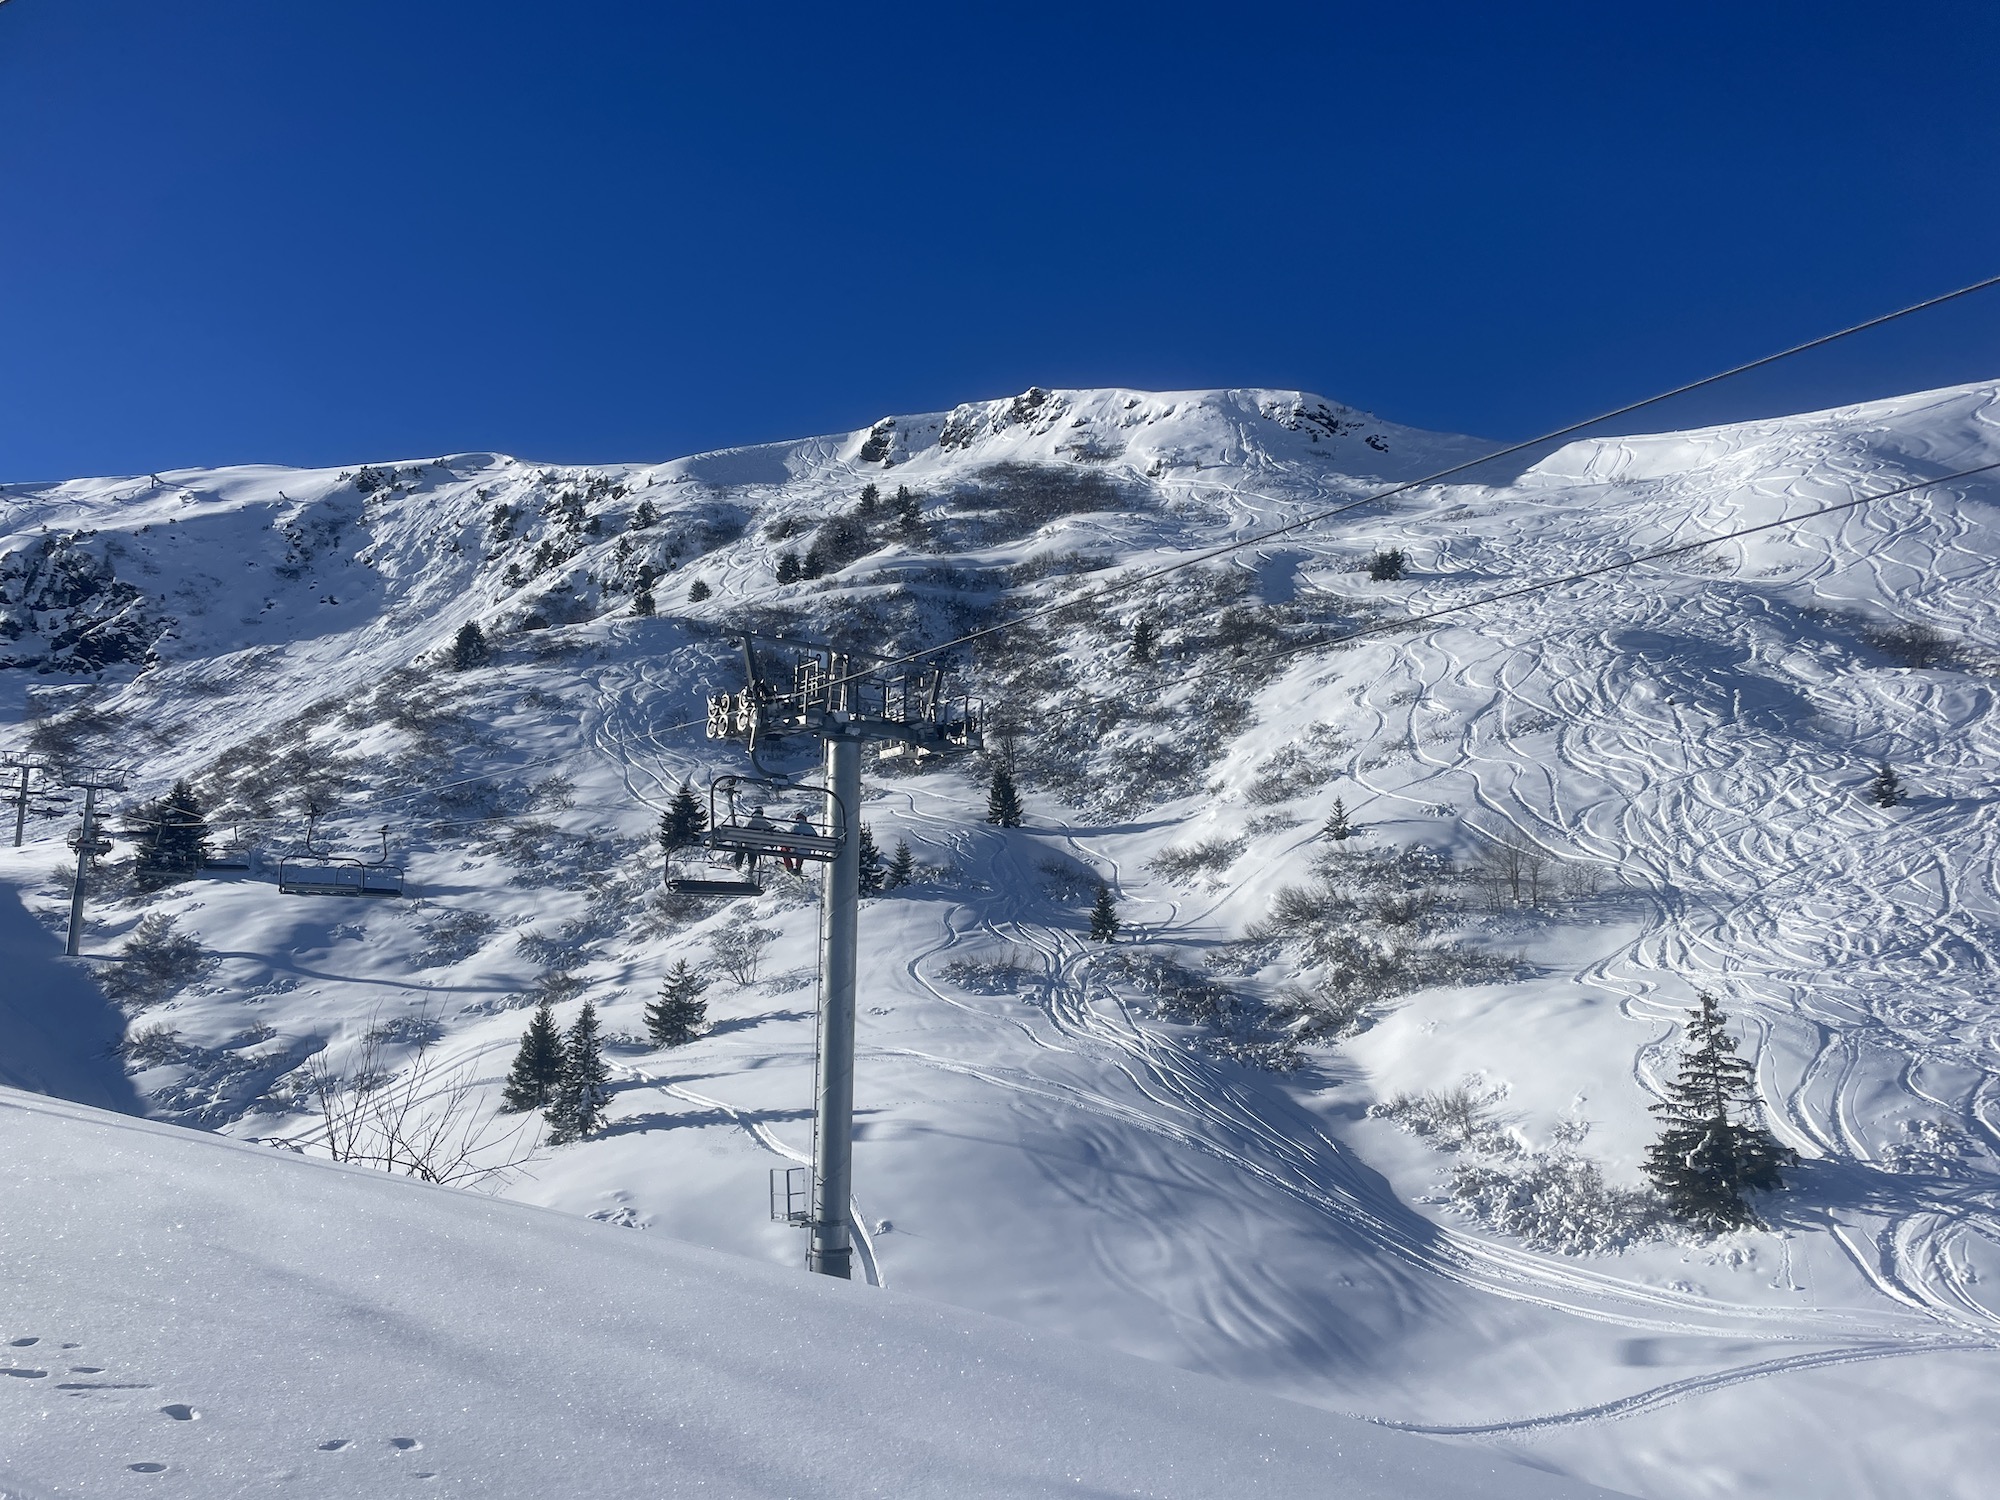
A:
[[704, 635, 979, 1278]]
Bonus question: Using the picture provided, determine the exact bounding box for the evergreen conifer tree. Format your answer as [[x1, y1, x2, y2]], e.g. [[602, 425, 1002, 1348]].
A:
[[776, 551, 802, 584], [1320, 797, 1356, 841], [631, 587, 656, 617], [131, 779, 209, 885], [500, 998, 564, 1113], [1870, 762, 1903, 808], [688, 579, 711, 602], [659, 781, 708, 851], [1089, 885, 1121, 943], [857, 482, 880, 515], [895, 485, 924, 536], [1642, 993, 1796, 1231], [985, 766, 1024, 827], [546, 1001, 611, 1144], [1367, 548, 1408, 582], [450, 620, 489, 670], [886, 839, 916, 889], [857, 824, 885, 895], [1131, 616, 1156, 664], [644, 960, 709, 1048], [628, 498, 658, 530]]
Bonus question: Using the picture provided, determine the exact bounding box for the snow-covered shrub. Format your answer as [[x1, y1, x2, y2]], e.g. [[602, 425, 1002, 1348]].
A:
[[936, 463, 1140, 548], [1377, 1080, 1661, 1254], [1102, 948, 1240, 1027], [941, 953, 1032, 994], [1268, 974, 1381, 1042], [1253, 843, 1503, 1016], [101, 913, 211, 1009], [1152, 836, 1245, 882], [1882, 1116, 1975, 1175], [365, 1011, 444, 1048], [1037, 855, 1099, 901], [120, 1023, 190, 1067], [415, 909, 497, 968], [1372, 1079, 1516, 1155], [1862, 618, 1962, 670], [1448, 1151, 1659, 1255]]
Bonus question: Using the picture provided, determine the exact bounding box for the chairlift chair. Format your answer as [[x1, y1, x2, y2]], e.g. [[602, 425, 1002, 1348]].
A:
[[664, 774, 847, 895], [278, 823, 406, 899], [664, 845, 764, 898]]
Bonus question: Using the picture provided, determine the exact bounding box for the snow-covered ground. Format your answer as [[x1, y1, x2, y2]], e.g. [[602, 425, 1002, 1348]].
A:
[[5, 380, 2000, 1497], [0, 1087, 1621, 1499]]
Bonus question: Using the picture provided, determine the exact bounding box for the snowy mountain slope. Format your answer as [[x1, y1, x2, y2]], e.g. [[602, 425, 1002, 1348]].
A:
[[0, 1087, 1624, 1499], [5, 380, 2000, 1498]]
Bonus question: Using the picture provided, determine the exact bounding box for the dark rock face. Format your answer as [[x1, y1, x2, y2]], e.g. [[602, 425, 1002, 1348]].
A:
[[0, 533, 165, 672]]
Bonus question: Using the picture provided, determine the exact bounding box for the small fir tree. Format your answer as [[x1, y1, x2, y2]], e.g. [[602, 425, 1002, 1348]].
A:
[[886, 839, 916, 889], [1320, 797, 1356, 841], [775, 551, 802, 584], [1088, 885, 1121, 943], [1642, 993, 1796, 1231], [644, 960, 709, 1048], [895, 485, 924, 536], [801, 547, 827, 580], [131, 779, 209, 885], [659, 781, 708, 851], [1870, 762, 1903, 808], [631, 587, 656, 617], [985, 766, 1024, 827], [628, 498, 658, 530], [1131, 616, 1157, 665], [450, 620, 489, 670], [857, 823, 885, 896], [1367, 548, 1408, 582], [500, 998, 564, 1113], [546, 1000, 611, 1144], [857, 482, 880, 515], [688, 579, 712, 602]]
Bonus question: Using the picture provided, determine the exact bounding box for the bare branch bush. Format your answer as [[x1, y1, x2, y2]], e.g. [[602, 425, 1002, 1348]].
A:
[[306, 1023, 537, 1190], [1152, 836, 1245, 882], [711, 919, 777, 985]]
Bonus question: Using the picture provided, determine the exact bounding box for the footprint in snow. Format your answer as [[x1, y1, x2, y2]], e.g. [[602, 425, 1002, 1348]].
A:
[[317, 1439, 353, 1452], [127, 1463, 167, 1474], [8, 1338, 39, 1348], [160, 1404, 199, 1422], [389, 1437, 422, 1451]]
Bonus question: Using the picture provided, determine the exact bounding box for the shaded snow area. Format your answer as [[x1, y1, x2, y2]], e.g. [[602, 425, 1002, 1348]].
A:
[[0, 1090, 1619, 1499], [4, 380, 2000, 1497]]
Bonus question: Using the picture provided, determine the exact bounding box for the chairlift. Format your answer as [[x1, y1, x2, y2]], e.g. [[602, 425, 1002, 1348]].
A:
[[278, 822, 405, 899], [663, 846, 764, 898], [664, 775, 846, 896], [65, 826, 112, 858]]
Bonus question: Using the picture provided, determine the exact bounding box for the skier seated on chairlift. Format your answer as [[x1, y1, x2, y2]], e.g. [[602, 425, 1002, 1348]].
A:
[[780, 808, 816, 875], [732, 804, 778, 875]]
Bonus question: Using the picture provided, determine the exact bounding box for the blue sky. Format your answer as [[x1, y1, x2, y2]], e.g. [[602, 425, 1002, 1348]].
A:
[[2, 0, 1996, 478]]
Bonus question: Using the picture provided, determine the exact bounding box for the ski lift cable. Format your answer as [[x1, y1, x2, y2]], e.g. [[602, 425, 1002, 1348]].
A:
[[1165, 456, 2000, 685], [812, 271, 2000, 690]]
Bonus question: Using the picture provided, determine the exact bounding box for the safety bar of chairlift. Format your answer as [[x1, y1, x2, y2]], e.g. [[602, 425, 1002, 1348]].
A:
[[701, 775, 847, 863]]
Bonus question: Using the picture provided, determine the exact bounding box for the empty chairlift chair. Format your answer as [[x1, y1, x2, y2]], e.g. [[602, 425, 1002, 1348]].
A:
[[278, 824, 406, 899]]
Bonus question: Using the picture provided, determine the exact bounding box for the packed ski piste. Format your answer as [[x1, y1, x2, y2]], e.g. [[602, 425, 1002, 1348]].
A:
[[5, 380, 2000, 1497]]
